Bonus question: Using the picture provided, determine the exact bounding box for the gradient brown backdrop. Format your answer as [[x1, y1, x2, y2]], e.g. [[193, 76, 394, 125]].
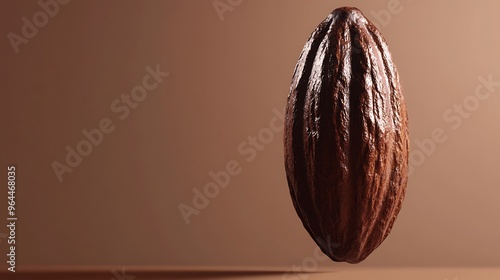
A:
[[1, 0, 500, 269]]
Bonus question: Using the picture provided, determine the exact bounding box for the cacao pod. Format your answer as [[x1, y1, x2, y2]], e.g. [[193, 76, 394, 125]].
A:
[[284, 7, 409, 263]]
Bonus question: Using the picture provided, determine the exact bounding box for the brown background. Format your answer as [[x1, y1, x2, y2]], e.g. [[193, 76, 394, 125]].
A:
[[1, 0, 500, 269]]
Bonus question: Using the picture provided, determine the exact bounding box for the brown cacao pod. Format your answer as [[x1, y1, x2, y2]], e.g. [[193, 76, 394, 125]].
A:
[[284, 7, 409, 263]]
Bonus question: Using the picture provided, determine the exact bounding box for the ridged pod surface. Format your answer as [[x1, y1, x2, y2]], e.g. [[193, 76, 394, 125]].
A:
[[284, 7, 409, 263]]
